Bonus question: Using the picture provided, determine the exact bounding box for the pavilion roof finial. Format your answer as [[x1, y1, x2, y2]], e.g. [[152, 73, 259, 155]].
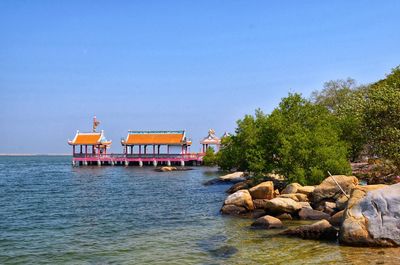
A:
[[93, 116, 100, 132]]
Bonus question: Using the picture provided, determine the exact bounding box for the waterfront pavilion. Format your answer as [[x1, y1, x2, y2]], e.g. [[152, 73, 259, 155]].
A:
[[121, 130, 192, 156], [68, 130, 112, 157]]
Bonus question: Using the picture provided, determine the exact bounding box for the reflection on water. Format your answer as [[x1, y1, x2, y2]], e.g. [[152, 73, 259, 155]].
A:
[[0, 156, 398, 264]]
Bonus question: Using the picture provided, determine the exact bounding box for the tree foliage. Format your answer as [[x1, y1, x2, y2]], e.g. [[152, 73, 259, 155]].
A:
[[264, 94, 351, 184], [311, 78, 368, 161], [363, 67, 400, 168], [202, 147, 217, 166], [216, 66, 400, 184], [217, 94, 351, 185]]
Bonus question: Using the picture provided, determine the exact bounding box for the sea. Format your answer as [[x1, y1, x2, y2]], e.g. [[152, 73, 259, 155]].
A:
[[0, 156, 398, 265]]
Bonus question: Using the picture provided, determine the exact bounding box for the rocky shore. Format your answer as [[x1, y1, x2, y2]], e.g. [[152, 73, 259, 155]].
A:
[[213, 173, 400, 247]]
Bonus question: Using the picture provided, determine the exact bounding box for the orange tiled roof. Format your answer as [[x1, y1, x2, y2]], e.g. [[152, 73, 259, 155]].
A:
[[69, 132, 111, 146], [124, 131, 189, 145], [73, 133, 102, 145]]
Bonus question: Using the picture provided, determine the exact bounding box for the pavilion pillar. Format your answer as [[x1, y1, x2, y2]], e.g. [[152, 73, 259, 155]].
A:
[[85, 145, 88, 157], [73, 145, 75, 156], [139, 145, 142, 155], [153, 145, 155, 156], [167, 145, 170, 154], [144, 145, 147, 155], [80, 145, 82, 154], [157, 145, 160, 155], [131, 145, 133, 155]]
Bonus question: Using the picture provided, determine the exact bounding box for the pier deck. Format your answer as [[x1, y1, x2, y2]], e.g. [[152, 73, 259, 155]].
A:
[[72, 153, 204, 166]]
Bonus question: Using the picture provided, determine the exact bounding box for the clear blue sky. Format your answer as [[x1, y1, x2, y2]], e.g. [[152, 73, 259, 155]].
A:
[[1, 1, 399, 154]]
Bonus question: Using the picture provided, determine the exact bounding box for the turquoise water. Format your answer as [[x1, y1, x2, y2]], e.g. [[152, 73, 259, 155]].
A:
[[0, 156, 399, 265]]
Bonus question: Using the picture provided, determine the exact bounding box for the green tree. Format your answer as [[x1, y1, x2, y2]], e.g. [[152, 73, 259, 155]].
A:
[[363, 67, 400, 169], [264, 94, 351, 184], [312, 78, 369, 161], [311, 78, 356, 112], [203, 146, 217, 166], [217, 109, 268, 173]]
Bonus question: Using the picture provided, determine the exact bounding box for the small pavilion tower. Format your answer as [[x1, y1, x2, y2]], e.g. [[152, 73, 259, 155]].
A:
[[200, 129, 221, 153], [68, 117, 112, 157]]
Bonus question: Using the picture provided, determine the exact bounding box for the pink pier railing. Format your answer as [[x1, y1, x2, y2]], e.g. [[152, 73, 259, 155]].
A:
[[72, 153, 205, 163]]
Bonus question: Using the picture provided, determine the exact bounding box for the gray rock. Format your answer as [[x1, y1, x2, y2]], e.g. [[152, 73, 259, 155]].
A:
[[340, 184, 400, 247]]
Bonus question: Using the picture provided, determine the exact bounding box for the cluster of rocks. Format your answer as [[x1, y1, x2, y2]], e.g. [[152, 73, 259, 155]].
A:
[[156, 166, 193, 172], [219, 173, 400, 247]]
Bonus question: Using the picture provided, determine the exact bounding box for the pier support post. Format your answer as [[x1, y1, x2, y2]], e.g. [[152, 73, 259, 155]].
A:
[[167, 160, 171, 166], [83, 161, 88, 166], [97, 160, 101, 166], [124, 160, 128, 167], [111, 160, 114, 166], [180, 160, 185, 167], [139, 160, 143, 167], [72, 160, 76, 167], [153, 160, 157, 167]]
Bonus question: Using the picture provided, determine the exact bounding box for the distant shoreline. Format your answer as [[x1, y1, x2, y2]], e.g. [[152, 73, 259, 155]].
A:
[[0, 154, 71, 156]]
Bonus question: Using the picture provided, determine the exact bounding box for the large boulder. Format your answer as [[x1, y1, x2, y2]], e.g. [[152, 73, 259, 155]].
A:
[[251, 215, 283, 229], [265, 198, 302, 214], [205, 172, 246, 186], [298, 208, 330, 220], [219, 172, 246, 182], [282, 220, 338, 240], [340, 184, 400, 247], [312, 175, 358, 204], [223, 189, 254, 211], [249, 181, 274, 199], [278, 193, 309, 202]]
